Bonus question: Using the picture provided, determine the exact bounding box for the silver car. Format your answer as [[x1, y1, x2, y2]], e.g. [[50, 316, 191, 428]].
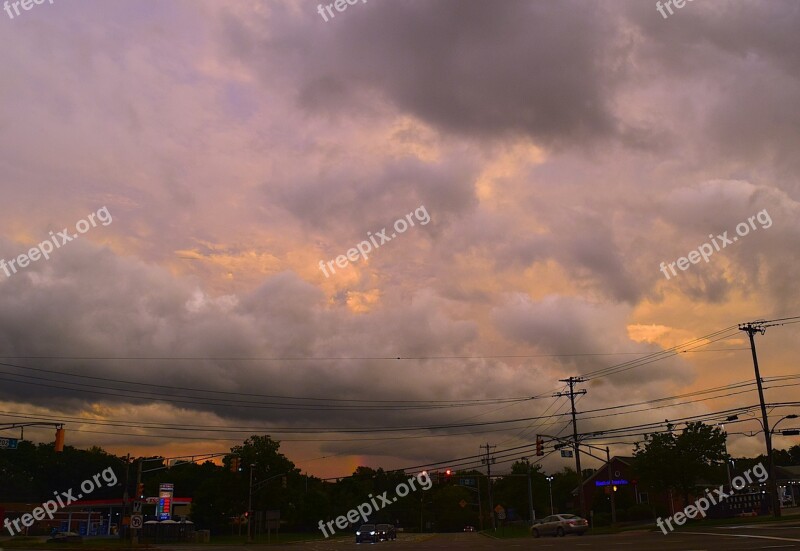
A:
[[531, 514, 588, 537]]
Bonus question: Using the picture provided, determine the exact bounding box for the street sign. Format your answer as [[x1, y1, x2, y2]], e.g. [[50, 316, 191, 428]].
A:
[[130, 515, 143, 529], [560, 450, 573, 458], [0, 438, 18, 450], [459, 499, 467, 508], [132, 501, 142, 513]]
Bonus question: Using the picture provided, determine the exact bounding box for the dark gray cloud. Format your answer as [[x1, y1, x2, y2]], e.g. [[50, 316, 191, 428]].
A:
[[223, 0, 627, 148]]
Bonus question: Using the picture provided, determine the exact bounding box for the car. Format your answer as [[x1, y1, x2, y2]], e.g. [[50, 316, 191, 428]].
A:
[[530, 514, 588, 537], [463, 525, 476, 532], [781, 495, 794, 507], [376, 523, 396, 541], [47, 532, 83, 543], [356, 524, 378, 543]]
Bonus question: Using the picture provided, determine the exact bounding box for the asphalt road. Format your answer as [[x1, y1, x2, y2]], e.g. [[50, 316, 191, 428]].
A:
[[172, 521, 800, 550]]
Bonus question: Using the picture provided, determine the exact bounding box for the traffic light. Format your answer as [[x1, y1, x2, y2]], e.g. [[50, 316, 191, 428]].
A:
[[136, 483, 145, 499], [445, 469, 452, 482], [536, 436, 544, 456], [230, 457, 241, 473], [54, 427, 65, 452]]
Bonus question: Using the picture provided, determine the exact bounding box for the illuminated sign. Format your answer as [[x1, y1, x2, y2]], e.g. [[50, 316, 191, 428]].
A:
[[596, 479, 629, 487], [156, 483, 174, 520]]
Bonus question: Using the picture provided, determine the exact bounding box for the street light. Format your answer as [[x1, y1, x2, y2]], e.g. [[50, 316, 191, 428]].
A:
[[770, 414, 798, 435], [769, 415, 797, 510], [546, 476, 554, 515]]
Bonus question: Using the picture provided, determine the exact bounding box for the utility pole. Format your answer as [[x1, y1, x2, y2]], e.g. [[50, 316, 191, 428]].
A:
[[525, 458, 535, 523], [555, 377, 587, 517], [740, 321, 780, 518], [480, 444, 496, 530]]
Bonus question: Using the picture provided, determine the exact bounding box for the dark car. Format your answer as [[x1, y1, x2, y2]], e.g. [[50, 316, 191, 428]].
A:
[[463, 525, 476, 532], [47, 532, 83, 543], [531, 514, 588, 537], [376, 523, 396, 541], [356, 524, 378, 543]]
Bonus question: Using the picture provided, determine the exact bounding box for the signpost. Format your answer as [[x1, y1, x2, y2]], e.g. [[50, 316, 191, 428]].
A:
[[0, 437, 19, 450], [156, 483, 174, 521]]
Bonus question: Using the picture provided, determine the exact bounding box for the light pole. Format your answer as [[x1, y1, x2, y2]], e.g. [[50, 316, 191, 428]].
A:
[[546, 476, 554, 515], [771, 414, 799, 507], [248, 464, 255, 543]]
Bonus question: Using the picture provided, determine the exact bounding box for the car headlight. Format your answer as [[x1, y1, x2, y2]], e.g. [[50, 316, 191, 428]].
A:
[[370, 531, 375, 535], [356, 531, 361, 535]]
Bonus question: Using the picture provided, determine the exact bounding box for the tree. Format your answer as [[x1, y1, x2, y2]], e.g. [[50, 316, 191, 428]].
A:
[[634, 422, 727, 505]]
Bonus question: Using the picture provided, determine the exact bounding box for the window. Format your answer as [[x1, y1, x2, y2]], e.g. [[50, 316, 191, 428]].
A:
[[638, 492, 649, 504]]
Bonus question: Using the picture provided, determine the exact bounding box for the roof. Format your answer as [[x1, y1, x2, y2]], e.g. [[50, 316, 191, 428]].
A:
[[580, 456, 635, 488], [776, 465, 800, 479]]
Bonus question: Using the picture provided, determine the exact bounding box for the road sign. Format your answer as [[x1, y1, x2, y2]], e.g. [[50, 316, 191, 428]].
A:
[[459, 499, 468, 508], [130, 515, 143, 529], [132, 501, 142, 513], [0, 438, 18, 450], [560, 450, 573, 458]]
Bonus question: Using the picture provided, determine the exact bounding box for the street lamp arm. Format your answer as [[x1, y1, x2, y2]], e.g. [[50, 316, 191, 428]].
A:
[[770, 414, 798, 434]]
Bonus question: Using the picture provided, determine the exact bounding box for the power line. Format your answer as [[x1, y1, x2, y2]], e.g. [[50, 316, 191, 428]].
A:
[[0, 360, 532, 406]]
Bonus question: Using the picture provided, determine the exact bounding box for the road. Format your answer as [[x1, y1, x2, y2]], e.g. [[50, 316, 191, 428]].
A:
[[159, 521, 800, 550]]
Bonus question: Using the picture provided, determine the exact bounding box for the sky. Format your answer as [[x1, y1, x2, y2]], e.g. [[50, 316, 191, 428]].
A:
[[1, 0, 800, 479]]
